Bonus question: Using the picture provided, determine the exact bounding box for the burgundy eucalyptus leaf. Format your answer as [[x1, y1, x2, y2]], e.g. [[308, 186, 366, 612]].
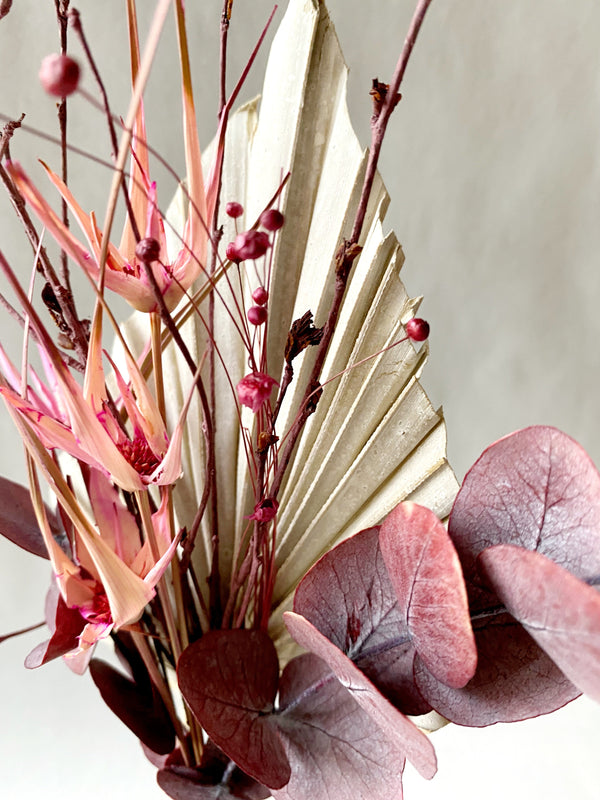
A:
[[414, 613, 578, 726], [24, 586, 84, 668], [0, 476, 65, 559], [379, 502, 476, 689], [90, 659, 176, 755], [157, 770, 222, 800], [157, 750, 270, 800], [0, 0, 12, 21], [293, 526, 429, 715], [274, 654, 406, 800], [284, 611, 437, 780], [479, 544, 600, 703], [177, 630, 290, 790]]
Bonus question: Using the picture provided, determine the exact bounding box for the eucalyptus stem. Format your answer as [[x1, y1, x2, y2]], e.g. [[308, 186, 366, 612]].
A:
[[130, 628, 192, 765]]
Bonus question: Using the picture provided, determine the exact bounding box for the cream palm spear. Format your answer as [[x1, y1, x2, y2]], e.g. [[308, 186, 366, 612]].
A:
[[129, 0, 457, 658]]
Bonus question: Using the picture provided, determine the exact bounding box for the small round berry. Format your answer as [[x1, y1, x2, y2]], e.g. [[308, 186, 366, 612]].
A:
[[252, 286, 269, 306], [39, 54, 80, 97], [260, 209, 284, 231], [406, 317, 430, 342], [247, 305, 268, 326], [226, 201, 244, 218], [232, 230, 270, 261], [135, 237, 161, 263]]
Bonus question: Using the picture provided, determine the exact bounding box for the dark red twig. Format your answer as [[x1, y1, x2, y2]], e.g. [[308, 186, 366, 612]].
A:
[[270, 0, 434, 498]]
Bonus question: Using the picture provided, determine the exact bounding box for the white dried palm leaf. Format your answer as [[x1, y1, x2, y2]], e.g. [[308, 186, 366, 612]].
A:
[[133, 0, 458, 653]]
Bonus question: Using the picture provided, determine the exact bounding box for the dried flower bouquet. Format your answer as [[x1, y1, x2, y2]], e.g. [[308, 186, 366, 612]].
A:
[[0, 1, 598, 799]]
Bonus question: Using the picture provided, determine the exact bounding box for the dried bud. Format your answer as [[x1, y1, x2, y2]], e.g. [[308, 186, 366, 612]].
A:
[[226, 201, 244, 218], [257, 431, 279, 454], [135, 237, 161, 264], [252, 286, 269, 306], [230, 230, 270, 261], [247, 305, 268, 326], [237, 372, 279, 413], [285, 310, 323, 364], [39, 54, 80, 97], [42, 282, 68, 332], [369, 77, 401, 117], [406, 317, 430, 342], [260, 209, 285, 231]]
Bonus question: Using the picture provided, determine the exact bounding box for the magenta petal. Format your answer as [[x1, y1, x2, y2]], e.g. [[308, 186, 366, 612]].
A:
[[25, 587, 85, 669]]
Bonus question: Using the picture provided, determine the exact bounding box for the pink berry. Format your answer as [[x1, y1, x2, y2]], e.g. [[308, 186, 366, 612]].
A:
[[406, 317, 430, 342], [247, 305, 268, 326], [260, 209, 284, 231], [226, 201, 244, 218], [39, 54, 80, 97], [252, 286, 269, 306], [135, 237, 160, 263], [231, 230, 270, 261]]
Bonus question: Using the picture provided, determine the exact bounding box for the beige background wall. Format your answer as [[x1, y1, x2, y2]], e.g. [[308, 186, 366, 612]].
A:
[[0, 1, 598, 797]]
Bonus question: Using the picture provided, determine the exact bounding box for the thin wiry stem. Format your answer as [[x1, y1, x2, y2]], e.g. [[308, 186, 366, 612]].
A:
[[53, 0, 72, 293], [0, 148, 89, 363], [69, 8, 142, 244]]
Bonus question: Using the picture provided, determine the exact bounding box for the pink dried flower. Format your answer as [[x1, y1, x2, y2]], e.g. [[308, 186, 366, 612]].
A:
[[39, 53, 80, 97], [248, 497, 279, 523], [236, 372, 278, 413], [226, 241, 241, 263], [230, 229, 270, 261]]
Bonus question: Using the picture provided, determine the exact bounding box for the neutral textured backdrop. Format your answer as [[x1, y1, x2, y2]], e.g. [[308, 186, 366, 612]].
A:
[[0, 1, 599, 798]]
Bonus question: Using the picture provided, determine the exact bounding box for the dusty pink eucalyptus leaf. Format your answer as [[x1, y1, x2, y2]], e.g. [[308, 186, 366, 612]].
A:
[[478, 544, 600, 703], [284, 612, 437, 780], [419, 426, 597, 725], [0, 476, 64, 559], [273, 654, 407, 800], [449, 426, 600, 597], [292, 526, 430, 715], [379, 502, 476, 689], [177, 630, 290, 790]]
